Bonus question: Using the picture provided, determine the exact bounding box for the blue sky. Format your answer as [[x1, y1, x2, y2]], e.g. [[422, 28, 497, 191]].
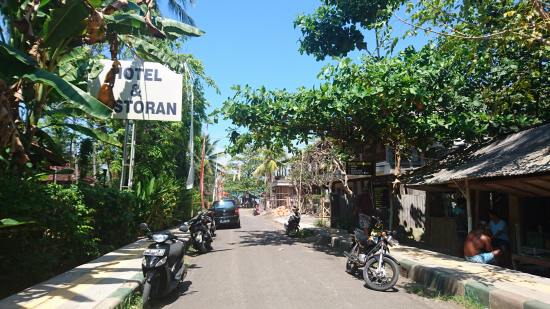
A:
[[159, 1, 429, 161]]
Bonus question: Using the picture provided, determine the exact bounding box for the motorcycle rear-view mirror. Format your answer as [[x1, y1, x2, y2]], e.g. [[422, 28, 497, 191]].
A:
[[139, 223, 150, 232]]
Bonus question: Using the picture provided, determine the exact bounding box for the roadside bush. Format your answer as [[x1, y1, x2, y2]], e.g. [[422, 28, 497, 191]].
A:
[[80, 185, 139, 253], [0, 178, 98, 298], [135, 176, 182, 230], [0, 178, 144, 298]]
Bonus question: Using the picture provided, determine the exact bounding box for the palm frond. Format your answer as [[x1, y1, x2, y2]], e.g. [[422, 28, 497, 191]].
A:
[[167, 0, 196, 25]]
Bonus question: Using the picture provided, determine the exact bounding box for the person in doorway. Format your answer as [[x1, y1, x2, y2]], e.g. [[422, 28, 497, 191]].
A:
[[488, 210, 509, 252], [464, 223, 502, 264]]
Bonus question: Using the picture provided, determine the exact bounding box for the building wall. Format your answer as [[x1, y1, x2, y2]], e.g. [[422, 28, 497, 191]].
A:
[[395, 188, 426, 241]]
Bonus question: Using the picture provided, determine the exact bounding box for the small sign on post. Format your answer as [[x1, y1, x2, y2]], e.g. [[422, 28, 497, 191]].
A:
[[90, 59, 183, 122], [346, 161, 372, 176]]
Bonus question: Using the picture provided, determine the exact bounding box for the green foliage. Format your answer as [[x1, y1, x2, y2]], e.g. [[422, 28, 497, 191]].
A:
[[80, 185, 138, 252], [314, 219, 329, 228], [40, 0, 89, 47], [222, 40, 549, 160], [0, 178, 97, 297], [295, 0, 403, 59], [296, 1, 549, 60], [0, 0, 204, 173], [223, 146, 266, 196], [0, 177, 143, 298], [78, 138, 93, 178]]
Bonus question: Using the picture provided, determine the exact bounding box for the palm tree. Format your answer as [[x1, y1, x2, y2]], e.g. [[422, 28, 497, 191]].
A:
[[253, 149, 284, 209], [196, 135, 224, 177], [163, 0, 196, 25]]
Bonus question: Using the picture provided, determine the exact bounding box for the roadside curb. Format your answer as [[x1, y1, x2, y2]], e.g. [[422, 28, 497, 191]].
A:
[[270, 217, 550, 309], [95, 272, 144, 309], [393, 257, 550, 309]]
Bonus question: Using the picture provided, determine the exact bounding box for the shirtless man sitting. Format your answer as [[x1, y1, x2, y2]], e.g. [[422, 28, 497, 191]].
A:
[[464, 224, 502, 264]]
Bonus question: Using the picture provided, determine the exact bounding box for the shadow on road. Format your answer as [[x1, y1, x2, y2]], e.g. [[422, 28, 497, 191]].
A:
[[152, 281, 194, 308], [237, 229, 315, 247]]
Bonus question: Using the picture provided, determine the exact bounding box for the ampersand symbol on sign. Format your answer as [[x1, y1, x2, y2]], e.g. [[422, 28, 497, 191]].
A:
[[130, 84, 141, 97]]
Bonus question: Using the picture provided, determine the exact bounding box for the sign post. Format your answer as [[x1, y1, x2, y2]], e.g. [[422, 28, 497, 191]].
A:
[[345, 161, 373, 176], [90, 59, 183, 190]]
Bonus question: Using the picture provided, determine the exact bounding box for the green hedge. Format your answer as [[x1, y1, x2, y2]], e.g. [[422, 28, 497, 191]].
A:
[[0, 178, 139, 298]]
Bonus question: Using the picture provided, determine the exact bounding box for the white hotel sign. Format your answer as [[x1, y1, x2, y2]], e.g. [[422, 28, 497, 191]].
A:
[[91, 60, 183, 122]]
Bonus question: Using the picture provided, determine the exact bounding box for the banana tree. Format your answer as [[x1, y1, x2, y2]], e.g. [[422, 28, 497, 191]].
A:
[[0, 0, 203, 174]]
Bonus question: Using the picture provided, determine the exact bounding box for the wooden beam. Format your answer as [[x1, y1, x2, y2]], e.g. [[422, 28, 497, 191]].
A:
[[483, 183, 531, 197], [525, 179, 550, 191], [508, 182, 550, 196]]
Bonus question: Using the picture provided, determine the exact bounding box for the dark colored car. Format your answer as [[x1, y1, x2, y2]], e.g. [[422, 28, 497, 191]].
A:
[[211, 199, 240, 228]]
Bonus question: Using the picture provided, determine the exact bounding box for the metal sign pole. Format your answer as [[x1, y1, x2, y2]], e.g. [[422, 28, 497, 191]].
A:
[[120, 120, 136, 190]]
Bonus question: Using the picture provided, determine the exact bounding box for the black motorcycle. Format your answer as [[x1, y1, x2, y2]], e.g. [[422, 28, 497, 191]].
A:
[[206, 210, 216, 237], [344, 226, 400, 291], [284, 210, 300, 237], [140, 223, 188, 307], [182, 212, 213, 254]]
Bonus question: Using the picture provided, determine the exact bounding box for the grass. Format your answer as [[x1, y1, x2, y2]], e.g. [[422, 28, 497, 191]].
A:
[[296, 228, 316, 238], [406, 283, 486, 309], [314, 218, 329, 228], [116, 289, 142, 309]]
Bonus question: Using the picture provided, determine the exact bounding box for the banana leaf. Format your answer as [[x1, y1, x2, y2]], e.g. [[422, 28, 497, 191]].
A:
[[0, 218, 36, 229], [155, 17, 204, 39], [54, 123, 122, 147], [23, 69, 112, 119], [0, 43, 111, 119], [120, 35, 184, 74], [104, 12, 204, 39], [0, 42, 36, 82], [40, 0, 89, 48]]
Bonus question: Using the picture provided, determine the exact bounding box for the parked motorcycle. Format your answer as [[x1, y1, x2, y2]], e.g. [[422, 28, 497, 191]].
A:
[[140, 223, 189, 307], [344, 223, 400, 291], [205, 210, 216, 237], [182, 212, 214, 254], [284, 208, 300, 237]]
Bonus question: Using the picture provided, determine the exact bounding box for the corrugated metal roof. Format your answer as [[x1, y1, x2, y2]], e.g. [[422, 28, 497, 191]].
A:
[[407, 123, 550, 186]]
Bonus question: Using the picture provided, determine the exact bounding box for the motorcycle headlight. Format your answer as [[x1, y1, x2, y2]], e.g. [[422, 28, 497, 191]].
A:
[[152, 234, 169, 243], [155, 256, 168, 267]]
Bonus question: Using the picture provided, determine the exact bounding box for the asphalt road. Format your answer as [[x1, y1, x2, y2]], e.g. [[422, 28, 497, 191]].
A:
[[156, 210, 461, 309]]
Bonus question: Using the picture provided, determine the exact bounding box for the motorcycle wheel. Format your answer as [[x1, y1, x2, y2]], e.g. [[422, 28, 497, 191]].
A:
[[206, 239, 213, 251], [288, 227, 299, 237], [142, 281, 152, 309], [363, 255, 399, 291], [345, 244, 358, 275], [193, 231, 208, 254]]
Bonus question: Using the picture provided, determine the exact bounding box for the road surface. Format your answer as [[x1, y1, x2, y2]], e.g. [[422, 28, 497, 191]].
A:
[[156, 210, 461, 309]]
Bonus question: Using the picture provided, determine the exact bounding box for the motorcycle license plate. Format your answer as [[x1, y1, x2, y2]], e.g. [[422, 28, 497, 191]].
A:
[[143, 248, 165, 256]]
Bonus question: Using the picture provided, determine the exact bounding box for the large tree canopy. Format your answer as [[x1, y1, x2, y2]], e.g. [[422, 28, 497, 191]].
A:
[[295, 0, 549, 60]]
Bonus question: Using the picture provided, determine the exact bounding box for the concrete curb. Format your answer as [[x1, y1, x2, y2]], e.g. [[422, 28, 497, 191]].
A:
[[271, 217, 550, 309], [94, 272, 144, 309], [398, 257, 550, 309]]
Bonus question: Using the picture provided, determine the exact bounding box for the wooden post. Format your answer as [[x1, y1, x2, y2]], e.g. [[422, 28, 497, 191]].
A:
[[465, 179, 472, 232], [475, 190, 480, 226], [389, 188, 394, 230]]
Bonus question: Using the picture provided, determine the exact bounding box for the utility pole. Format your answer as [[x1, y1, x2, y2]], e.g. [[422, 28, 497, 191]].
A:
[[212, 162, 218, 202], [199, 129, 207, 209]]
